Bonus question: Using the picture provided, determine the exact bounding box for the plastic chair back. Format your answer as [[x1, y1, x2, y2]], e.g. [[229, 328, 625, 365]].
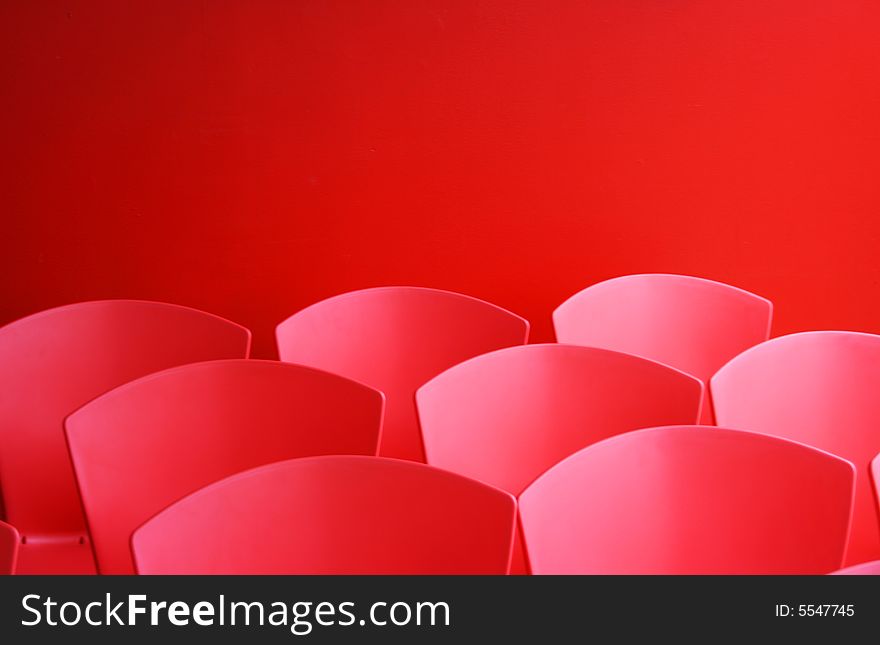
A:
[[520, 426, 854, 574], [554, 274, 772, 423], [712, 331, 880, 566], [66, 359, 382, 574], [276, 287, 528, 461], [132, 456, 516, 574], [0, 300, 250, 540]]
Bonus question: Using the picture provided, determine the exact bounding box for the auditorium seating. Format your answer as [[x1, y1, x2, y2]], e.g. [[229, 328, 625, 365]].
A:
[[0, 300, 251, 574], [275, 287, 529, 462], [711, 331, 880, 567], [65, 359, 383, 574], [0, 281, 875, 576], [416, 343, 702, 572], [553, 274, 772, 423]]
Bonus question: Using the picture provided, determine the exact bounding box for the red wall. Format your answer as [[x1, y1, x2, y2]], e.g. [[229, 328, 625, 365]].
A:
[[3, 1, 880, 357]]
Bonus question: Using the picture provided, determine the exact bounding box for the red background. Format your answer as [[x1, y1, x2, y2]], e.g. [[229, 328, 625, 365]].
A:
[[3, 1, 879, 358]]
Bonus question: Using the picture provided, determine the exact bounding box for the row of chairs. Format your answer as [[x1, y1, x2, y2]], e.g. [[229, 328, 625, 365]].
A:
[[2, 425, 875, 575], [0, 275, 878, 574], [130, 427, 857, 575]]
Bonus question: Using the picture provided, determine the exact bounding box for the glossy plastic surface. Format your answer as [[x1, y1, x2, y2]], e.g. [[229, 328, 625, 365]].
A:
[[711, 331, 880, 566], [417, 344, 703, 497], [0, 521, 18, 575], [0, 300, 250, 573], [276, 287, 529, 461], [418, 343, 702, 573], [553, 274, 772, 423], [830, 560, 880, 575], [520, 426, 854, 574], [132, 456, 516, 574], [66, 359, 383, 574]]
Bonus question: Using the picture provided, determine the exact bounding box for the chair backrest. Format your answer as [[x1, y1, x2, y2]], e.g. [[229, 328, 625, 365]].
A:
[[275, 287, 529, 462], [131, 456, 516, 574], [66, 359, 383, 574], [519, 426, 855, 574], [553, 274, 772, 423], [0, 520, 19, 575], [711, 331, 880, 566], [830, 560, 880, 575], [417, 344, 702, 496], [0, 300, 250, 538]]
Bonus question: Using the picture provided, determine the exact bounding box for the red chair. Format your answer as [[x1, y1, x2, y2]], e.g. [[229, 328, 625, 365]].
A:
[[275, 286, 529, 462], [0, 520, 19, 575], [0, 300, 250, 574], [830, 560, 880, 575], [66, 359, 383, 574], [131, 456, 516, 574], [519, 426, 855, 574], [711, 331, 880, 567], [553, 274, 772, 423], [416, 343, 703, 572]]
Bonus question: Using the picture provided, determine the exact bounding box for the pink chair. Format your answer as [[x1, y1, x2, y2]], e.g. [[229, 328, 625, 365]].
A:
[[276, 287, 529, 462], [711, 331, 880, 567], [830, 560, 880, 575], [0, 520, 19, 575], [416, 343, 703, 572], [519, 426, 855, 574], [553, 274, 772, 423], [131, 456, 516, 574], [66, 359, 383, 574], [0, 300, 250, 574]]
